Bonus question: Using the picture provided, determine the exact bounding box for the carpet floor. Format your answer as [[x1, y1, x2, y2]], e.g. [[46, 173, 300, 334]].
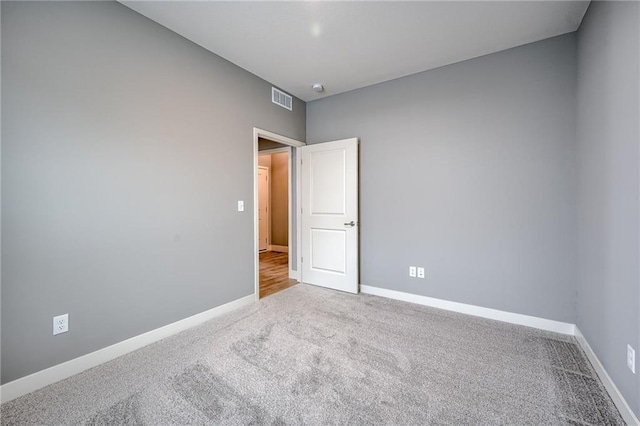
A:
[[0, 284, 625, 425]]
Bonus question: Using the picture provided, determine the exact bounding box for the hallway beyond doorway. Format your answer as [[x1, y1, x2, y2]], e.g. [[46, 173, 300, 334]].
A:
[[259, 251, 297, 298]]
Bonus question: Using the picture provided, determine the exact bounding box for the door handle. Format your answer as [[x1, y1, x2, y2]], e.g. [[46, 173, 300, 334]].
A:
[[344, 221, 356, 227]]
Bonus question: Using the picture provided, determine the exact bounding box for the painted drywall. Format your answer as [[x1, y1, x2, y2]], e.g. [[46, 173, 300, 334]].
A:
[[258, 154, 272, 168], [270, 152, 289, 247], [1, 1, 305, 384], [307, 34, 578, 323], [257, 152, 289, 249], [575, 1, 640, 416]]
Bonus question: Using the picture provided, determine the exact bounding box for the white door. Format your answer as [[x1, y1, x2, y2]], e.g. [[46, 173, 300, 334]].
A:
[[300, 138, 359, 293], [258, 166, 269, 252]]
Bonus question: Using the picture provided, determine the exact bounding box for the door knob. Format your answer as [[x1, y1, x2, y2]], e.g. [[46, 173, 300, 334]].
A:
[[344, 221, 356, 227]]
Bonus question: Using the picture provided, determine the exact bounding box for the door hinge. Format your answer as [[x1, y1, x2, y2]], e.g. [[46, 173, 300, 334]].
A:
[[301, 257, 304, 263]]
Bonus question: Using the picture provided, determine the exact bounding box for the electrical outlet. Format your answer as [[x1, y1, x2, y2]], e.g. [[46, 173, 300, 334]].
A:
[[53, 314, 69, 335], [628, 345, 636, 374], [237, 200, 244, 212], [417, 267, 425, 278], [409, 266, 417, 277]]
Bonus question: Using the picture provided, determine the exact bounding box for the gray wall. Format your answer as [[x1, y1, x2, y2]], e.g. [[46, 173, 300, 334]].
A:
[[307, 34, 578, 323], [576, 1, 640, 416], [1, 1, 305, 384]]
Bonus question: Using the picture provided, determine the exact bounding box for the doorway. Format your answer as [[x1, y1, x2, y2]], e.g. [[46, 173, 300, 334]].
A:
[[258, 148, 294, 298], [253, 128, 305, 300], [253, 129, 360, 298]]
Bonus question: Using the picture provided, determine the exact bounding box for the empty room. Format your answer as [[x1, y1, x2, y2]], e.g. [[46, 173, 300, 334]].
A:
[[1, 1, 639, 424]]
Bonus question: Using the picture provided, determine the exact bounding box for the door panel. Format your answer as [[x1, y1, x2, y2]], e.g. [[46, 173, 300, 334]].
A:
[[300, 138, 358, 293], [310, 150, 346, 215], [310, 228, 347, 273]]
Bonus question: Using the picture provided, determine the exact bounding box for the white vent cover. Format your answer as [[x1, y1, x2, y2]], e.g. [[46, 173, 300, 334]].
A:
[[272, 87, 293, 111]]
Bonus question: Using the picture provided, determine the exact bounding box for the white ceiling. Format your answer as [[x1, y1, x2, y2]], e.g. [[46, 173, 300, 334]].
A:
[[121, 1, 590, 102]]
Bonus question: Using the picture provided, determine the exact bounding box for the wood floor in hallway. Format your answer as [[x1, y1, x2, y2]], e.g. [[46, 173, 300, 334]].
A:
[[259, 251, 297, 298]]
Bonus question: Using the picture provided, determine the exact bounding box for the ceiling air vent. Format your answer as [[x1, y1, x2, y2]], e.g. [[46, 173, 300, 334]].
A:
[[272, 87, 293, 111]]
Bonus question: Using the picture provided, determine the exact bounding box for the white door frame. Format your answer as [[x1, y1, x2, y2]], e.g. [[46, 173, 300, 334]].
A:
[[257, 165, 270, 251], [253, 128, 305, 300]]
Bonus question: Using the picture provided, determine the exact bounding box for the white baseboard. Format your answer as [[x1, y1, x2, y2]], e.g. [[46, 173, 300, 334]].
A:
[[574, 327, 640, 425], [359, 285, 575, 335], [0, 294, 254, 404], [289, 269, 300, 281], [3, 285, 637, 424], [360, 285, 639, 424], [269, 245, 288, 253]]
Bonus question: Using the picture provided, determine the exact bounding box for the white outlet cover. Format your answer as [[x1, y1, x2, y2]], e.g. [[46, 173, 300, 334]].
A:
[[53, 313, 69, 335], [409, 266, 417, 277], [417, 267, 425, 278], [237, 200, 244, 212], [628, 345, 636, 374]]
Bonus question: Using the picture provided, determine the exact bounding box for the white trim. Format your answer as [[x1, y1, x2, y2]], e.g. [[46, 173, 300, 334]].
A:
[[0, 295, 254, 404], [270, 245, 289, 253], [295, 150, 301, 282], [253, 128, 305, 300], [574, 327, 640, 425], [287, 146, 295, 281], [359, 285, 575, 335], [253, 129, 259, 301], [359, 285, 639, 423]]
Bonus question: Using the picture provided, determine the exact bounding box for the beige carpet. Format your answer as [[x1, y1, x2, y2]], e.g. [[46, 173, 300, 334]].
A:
[[0, 284, 625, 425]]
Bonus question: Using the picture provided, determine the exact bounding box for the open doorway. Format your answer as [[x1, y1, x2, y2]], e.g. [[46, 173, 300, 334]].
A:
[[258, 144, 294, 297], [253, 128, 305, 299]]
